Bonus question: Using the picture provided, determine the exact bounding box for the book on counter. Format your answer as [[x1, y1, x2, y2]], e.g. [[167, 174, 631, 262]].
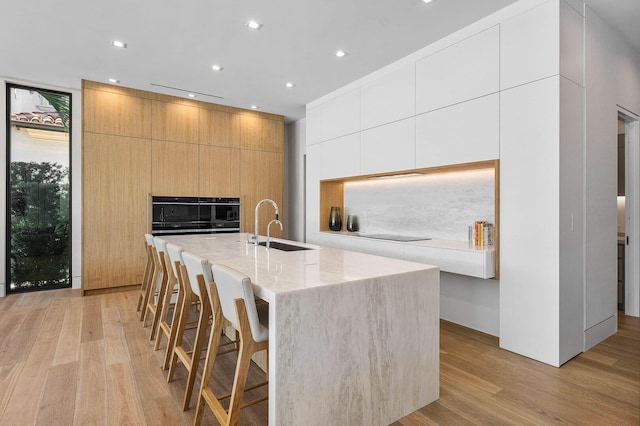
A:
[[471, 221, 495, 248]]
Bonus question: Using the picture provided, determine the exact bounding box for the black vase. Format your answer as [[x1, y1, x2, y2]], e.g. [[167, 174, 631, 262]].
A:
[[329, 207, 342, 231]]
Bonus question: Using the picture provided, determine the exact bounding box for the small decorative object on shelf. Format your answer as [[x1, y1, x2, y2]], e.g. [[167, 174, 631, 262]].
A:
[[346, 215, 359, 232], [329, 206, 342, 231], [471, 221, 495, 248]]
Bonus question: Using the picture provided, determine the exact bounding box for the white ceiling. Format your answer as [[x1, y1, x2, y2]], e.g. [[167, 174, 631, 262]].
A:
[[0, 0, 637, 123]]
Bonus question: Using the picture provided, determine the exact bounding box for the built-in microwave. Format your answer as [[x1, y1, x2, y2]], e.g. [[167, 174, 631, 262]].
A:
[[151, 196, 240, 235]]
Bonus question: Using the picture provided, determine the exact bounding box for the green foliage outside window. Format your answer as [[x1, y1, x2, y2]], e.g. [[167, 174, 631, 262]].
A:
[[9, 161, 70, 289]]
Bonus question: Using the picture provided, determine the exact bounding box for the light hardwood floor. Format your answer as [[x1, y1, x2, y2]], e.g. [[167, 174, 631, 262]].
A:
[[0, 288, 637, 425]]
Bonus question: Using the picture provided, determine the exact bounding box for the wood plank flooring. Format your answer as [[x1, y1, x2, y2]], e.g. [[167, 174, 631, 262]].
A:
[[0, 288, 637, 425]]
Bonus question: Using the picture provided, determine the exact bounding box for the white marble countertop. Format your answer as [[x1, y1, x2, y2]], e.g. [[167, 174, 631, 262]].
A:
[[162, 233, 438, 303]]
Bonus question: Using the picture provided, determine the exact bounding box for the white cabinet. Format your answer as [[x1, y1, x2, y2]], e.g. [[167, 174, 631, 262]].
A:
[[404, 242, 495, 279], [416, 26, 499, 114], [415, 94, 499, 168], [360, 117, 415, 175], [361, 64, 415, 130], [307, 133, 360, 180], [306, 89, 361, 145], [500, 0, 559, 90]]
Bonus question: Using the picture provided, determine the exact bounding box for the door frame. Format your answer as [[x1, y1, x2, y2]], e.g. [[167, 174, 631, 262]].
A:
[[618, 106, 639, 317]]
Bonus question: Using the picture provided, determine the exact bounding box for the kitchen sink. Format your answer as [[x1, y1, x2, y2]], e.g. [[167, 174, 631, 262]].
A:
[[258, 241, 313, 251]]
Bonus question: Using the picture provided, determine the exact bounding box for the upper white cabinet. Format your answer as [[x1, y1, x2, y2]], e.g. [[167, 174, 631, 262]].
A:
[[416, 26, 499, 114], [307, 133, 361, 180], [360, 64, 415, 130], [361, 117, 415, 175], [306, 89, 361, 145], [415, 94, 499, 168], [500, 0, 560, 90]]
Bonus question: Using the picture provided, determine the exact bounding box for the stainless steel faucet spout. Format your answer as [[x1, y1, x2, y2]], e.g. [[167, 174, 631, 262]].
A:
[[254, 199, 280, 245]]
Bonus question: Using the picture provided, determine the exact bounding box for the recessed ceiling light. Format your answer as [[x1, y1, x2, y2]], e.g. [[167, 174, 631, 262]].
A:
[[112, 40, 127, 48], [285, 82, 295, 88], [422, 0, 435, 3], [108, 78, 119, 83], [188, 93, 196, 98], [211, 64, 223, 71], [246, 20, 263, 30], [250, 105, 259, 109], [335, 50, 348, 58]]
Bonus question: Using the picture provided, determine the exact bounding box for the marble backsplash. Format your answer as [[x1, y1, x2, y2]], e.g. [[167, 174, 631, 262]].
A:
[[343, 169, 495, 241]]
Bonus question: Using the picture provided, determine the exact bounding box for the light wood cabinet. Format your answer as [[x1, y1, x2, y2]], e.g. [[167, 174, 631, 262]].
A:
[[239, 114, 284, 153], [199, 145, 240, 197], [82, 80, 284, 294], [151, 140, 200, 196], [83, 88, 151, 138], [151, 101, 199, 143], [82, 133, 151, 291], [199, 109, 240, 147]]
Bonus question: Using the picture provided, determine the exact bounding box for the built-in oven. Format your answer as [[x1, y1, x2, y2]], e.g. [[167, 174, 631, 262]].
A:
[[151, 196, 240, 235]]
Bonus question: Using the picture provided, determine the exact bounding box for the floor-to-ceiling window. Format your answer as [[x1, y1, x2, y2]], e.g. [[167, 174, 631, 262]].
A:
[[5, 84, 71, 293]]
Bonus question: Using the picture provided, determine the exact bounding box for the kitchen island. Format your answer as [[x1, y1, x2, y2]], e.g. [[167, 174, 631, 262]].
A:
[[163, 233, 440, 425]]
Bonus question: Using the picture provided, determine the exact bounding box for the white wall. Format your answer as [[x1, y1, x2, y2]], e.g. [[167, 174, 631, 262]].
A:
[[1, 78, 82, 296], [284, 118, 306, 242]]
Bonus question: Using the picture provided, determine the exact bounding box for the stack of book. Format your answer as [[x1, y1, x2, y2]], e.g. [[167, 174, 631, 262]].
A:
[[472, 221, 495, 248]]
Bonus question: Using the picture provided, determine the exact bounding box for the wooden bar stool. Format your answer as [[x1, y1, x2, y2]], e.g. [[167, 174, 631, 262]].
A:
[[194, 263, 269, 426], [136, 234, 155, 320], [154, 242, 184, 368], [142, 236, 162, 328], [168, 251, 214, 410], [143, 237, 170, 340]]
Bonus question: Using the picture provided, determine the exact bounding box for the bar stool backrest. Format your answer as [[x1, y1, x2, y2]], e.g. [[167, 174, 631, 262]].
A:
[[210, 264, 268, 343], [166, 243, 184, 274], [182, 252, 213, 298]]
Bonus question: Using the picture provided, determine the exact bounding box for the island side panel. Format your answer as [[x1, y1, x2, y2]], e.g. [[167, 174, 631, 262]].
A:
[[269, 268, 439, 425]]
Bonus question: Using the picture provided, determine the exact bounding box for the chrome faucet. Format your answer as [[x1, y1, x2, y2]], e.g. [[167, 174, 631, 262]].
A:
[[266, 219, 283, 249], [254, 199, 280, 246]]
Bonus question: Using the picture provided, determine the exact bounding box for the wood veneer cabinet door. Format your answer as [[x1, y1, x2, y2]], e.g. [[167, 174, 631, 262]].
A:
[[83, 89, 151, 139], [199, 109, 241, 148], [151, 101, 199, 143], [83, 133, 151, 291], [198, 146, 240, 197], [151, 140, 199, 196], [239, 115, 284, 153], [240, 150, 283, 237]]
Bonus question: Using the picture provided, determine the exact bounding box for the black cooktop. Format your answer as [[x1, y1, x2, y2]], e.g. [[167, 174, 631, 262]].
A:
[[359, 234, 431, 242]]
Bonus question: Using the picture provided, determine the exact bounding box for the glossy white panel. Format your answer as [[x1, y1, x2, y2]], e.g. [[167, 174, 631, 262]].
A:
[[416, 26, 499, 114], [415, 94, 499, 168], [361, 64, 415, 130], [360, 117, 415, 175], [500, 0, 560, 90]]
